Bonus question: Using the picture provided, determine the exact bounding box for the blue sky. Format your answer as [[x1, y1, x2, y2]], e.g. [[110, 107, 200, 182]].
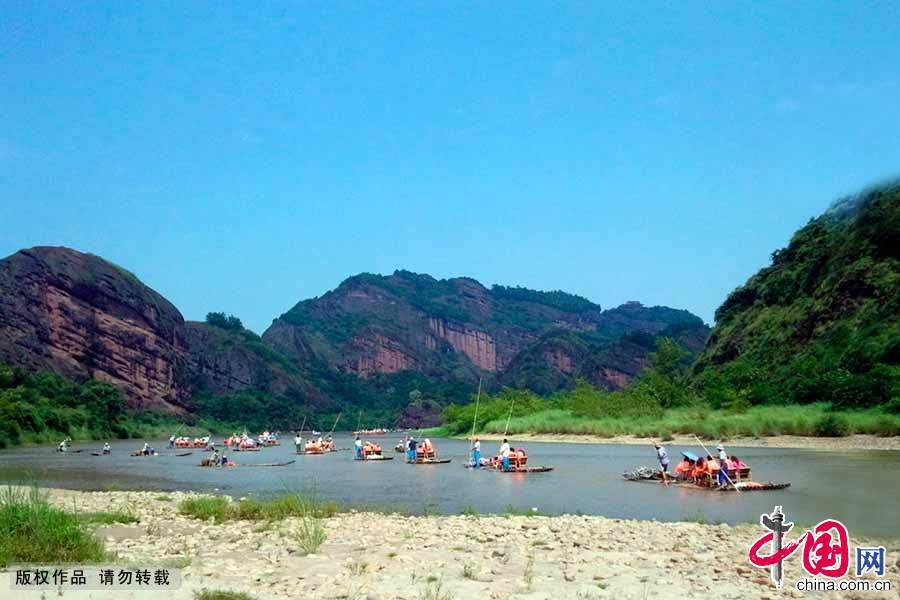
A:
[[2, 3, 898, 333]]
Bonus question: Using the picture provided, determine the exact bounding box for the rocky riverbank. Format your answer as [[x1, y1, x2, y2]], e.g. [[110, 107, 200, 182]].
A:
[[5, 488, 898, 600]]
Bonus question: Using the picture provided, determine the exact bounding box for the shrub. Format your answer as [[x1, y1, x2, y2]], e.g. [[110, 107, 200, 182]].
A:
[[813, 413, 851, 437]]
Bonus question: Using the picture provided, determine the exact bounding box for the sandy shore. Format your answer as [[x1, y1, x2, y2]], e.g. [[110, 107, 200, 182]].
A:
[[468, 432, 900, 452], [3, 489, 898, 600]]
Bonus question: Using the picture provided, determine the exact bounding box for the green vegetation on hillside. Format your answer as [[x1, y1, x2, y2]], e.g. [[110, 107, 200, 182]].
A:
[[0, 363, 129, 448], [0, 362, 217, 448], [694, 182, 900, 411], [205, 312, 245, 331], [490, 285, 600, 313], [439, 337, 900, 439]]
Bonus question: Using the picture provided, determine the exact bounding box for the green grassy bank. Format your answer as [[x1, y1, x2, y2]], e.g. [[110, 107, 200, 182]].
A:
[[434, 391, 900, 441]]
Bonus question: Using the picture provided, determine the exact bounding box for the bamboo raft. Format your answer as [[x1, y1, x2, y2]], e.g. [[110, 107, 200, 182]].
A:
[[198, 459, 295, 468], [354, 455, 393, 461], [242, 460, 296, 467], [467, 464, 554, 473], [624, 470, 790, 492], [406, 458, 452, 465]]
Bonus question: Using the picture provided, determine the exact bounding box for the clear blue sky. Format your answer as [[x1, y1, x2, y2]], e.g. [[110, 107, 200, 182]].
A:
[[2, 3, 899, 333]]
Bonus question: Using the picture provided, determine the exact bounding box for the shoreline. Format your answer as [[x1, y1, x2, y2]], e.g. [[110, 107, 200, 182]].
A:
[[460, 432, 900, 451], [4, 487, 898, 599]]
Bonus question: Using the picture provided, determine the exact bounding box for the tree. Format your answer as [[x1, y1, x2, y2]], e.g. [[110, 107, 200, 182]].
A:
[[206, 312, 244, 331]]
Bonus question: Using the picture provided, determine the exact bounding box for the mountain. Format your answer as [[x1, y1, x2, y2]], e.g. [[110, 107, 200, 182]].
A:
[[693, 181, 900, 409], [0, 247, 317, 417], [0, 247, 188, 412], [0, 247, 708, 429], [263, 270, 709, 395]]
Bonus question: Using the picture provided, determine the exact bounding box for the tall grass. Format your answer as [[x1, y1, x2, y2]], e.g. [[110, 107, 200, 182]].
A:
[[294, 513, 327, 555], [0, 486, 108, 566], [482, 404, 900, 439]]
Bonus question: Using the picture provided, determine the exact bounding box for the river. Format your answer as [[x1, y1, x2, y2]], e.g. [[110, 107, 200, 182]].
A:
[[1, 434, 897, 538]]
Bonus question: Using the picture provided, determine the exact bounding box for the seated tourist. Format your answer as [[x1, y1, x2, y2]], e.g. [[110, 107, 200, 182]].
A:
[[674, 457, 694, 480]]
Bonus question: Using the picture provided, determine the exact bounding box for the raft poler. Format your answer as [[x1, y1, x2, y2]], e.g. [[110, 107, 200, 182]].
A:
[[470, 437, 481, 468], [499, 438, 511, 471], [102, 442, 111, 455], [354, 435, 363, 459], [294, 433, 303, 452]]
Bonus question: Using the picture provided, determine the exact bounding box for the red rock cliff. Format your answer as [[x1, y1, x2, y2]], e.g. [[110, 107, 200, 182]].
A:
[[0, 247, 187, 411]]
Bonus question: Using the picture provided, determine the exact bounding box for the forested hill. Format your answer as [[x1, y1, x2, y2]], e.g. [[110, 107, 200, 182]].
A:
[[693, 181, 900, 410]]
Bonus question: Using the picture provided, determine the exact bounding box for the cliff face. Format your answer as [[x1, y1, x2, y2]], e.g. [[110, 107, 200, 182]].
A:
[[182, 321, 330, 409], [264, 271, 709, 392], [0, 247, 187, 411]]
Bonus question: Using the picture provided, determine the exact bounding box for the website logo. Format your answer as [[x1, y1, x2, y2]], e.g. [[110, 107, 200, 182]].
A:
[[748, 506, 890, 592]]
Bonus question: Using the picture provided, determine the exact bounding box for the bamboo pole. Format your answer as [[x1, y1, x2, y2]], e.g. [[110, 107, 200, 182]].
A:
[[469, 377, 483, 439]]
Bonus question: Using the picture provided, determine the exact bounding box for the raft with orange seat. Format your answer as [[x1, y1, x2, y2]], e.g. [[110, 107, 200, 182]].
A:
[[356, 442, 392, 460], [474, 449, 553, 473], [199, 458, 237, 467]]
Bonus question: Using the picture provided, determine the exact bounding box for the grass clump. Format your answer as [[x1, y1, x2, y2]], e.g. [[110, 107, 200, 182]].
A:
[[419, 579, 453, 600], [502, 505, 540, 517], [294, 512, 327, 555], [179, 493, 342, 524], [78, 510, 138, 525], [194, 590, 256, 600], [0, 486, 107, 566], [462, 562, 476, 580], [179, 496, 232, 523]]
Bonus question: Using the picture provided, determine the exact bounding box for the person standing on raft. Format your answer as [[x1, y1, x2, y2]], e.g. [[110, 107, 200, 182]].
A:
[[654, 442, 669, 484], [354, 435, 363, 459], [404, 436, 413, 462], [715, 445, 730, 488], [471, 436, 481, 468], [499, 438, 511, 471]]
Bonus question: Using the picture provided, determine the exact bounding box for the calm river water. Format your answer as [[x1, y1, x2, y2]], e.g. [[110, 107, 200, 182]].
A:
[[1, 434, 898, 538]]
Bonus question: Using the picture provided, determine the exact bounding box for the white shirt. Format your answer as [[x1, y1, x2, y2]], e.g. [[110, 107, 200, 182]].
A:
[[355, 439, 363, 448], [718, 449, 728, 461], [500, 442, 511, 458], [473, 440, 481, 451], [294, 436, 302, 445]]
